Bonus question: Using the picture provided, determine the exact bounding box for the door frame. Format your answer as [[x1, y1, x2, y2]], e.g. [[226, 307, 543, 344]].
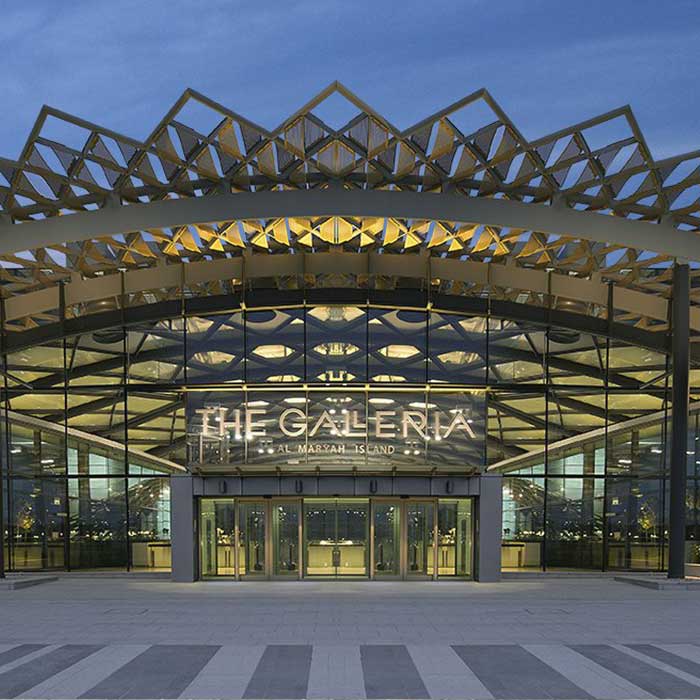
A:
[[302, 497, 370, 579], [198, 495, 476, 581], [370, 498, 438, 580]]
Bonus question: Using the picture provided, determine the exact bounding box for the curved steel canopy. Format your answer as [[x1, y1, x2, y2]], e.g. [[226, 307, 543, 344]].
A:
[[0, 189, 693, 260]]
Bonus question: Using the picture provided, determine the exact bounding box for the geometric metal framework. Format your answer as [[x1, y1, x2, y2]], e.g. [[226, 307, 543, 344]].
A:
[[1, 82, 700, 322]]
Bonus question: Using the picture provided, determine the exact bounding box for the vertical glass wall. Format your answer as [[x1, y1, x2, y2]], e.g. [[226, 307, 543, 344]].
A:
[[0, 298, 690, 574]]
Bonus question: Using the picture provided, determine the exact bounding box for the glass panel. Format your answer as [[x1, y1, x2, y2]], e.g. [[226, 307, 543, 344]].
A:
[[487, 391, 546, 466], [186, 312, 244, 384], [336, 500, 368, 576], [215, 501, 235, 575], [607, 422, 667, 476], [67, 330, 126, 387], [273, 502, 299, 576], [368, 308, 426, 383], [489, 319, 546, 383], [548, 333, 607, 387], [608, 342, 668, 386], [607, 478, 663, 570], [200, 500, 217, 577], [246, 309, 304, 383], [502, 476, 544, 570], [545, 478, 604, 570], [10, 478, 66, 570], [304, 499, 368, 577], [186, 391, 245, 468], [427, 392, 486, 470], [437, 499, 473, 577], [238, 502, 266, 577], [373, 503, 400, 576], [406, 502, 434, 576], [126, 320, 184, 384], [128, 477, 171, 571], [429, 313, 487, 384], [68, 477, 127, 569], [306, 306, 367, 383], [127, 391, 185, 465], [10, 423, 66, 476], [304, 500, 336, 576], [6, 340, 65, 386]]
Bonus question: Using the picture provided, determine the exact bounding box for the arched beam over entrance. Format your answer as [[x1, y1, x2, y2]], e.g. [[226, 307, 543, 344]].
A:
[[0, 189, 696, 260]]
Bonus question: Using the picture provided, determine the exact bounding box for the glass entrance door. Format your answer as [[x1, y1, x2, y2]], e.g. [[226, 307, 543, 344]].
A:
[[372, 502, 401, 577], [437, 499, 473, 577], [200, 499, 235, 577], [273, 502, 300, 577], [406, 502, 435, 578], [304, 499, 368, 577], [238, 502, 266, 578]]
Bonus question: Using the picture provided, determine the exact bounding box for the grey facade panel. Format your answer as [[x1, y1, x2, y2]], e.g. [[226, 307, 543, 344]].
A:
[[171, 474, 198, 583], [476, 474, 503, 583]]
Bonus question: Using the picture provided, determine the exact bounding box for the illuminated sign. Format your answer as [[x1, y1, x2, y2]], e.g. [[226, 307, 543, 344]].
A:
[[187, 393, 485, 466], [195, 405, 477, 441]]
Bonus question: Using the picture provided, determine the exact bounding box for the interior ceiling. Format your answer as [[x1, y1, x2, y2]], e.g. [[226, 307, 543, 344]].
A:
[[0, 82, 698, 307], [2, 305, 678, 467]]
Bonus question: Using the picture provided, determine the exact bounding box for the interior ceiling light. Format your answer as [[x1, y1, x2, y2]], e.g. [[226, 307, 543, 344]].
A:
[[313, 342, 360, 356], [308, 306, 364, 323], [251, 344, 294, 359], [193, 351, 235, 365], [438, 351, 480, 365], [378, 345, 420, 359], [371, 375, 407, 382]]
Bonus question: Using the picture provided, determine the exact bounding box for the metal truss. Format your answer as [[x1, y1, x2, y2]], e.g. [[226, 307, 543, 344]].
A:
[[0, 82, 699, 325]]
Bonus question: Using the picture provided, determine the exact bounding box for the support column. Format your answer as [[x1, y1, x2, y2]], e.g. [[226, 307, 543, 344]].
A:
[[669, 262, 690, 579], [477, 473, 502, 582], [171, 474, 197, 583]]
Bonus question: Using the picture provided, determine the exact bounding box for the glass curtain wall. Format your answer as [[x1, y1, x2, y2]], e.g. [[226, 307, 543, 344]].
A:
[[0, 297, 690, 573]]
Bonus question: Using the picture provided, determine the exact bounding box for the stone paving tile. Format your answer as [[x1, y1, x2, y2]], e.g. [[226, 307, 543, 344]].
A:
[[3, 580, 700, 697]]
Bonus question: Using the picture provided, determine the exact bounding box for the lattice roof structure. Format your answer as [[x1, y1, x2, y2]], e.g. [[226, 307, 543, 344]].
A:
[[1, 82, 699, 307]]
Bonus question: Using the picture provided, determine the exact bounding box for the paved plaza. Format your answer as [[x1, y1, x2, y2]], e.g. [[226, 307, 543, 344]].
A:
[[1, 577, 700, 699]]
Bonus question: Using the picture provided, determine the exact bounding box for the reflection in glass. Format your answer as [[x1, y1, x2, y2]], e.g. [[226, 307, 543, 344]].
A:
[[368, 308, 427, 383], [273, 503, 299, 576], [128, 477, 171, 570], [501, 476, 544, 569], [373, 503, 400, 576], [11, 478, 65, 570], [239, 502, 266, 576], [545, 478, 603, 570], [68, 478, 127, 569], [607, 478, 663, 570], [186, 312, 244, 384], [304, 499, 368, 577], [406, 502, 434, 576], [437, 499, 473, 577]]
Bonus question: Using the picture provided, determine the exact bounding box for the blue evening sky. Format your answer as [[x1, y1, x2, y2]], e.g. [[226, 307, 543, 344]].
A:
[[1, 0, 699, 161]]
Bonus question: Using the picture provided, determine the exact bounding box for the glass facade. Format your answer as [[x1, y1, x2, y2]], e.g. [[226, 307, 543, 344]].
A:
[[0, 297, 694, 575]]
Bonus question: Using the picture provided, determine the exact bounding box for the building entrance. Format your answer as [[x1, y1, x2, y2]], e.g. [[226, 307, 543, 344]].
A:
[[304, 499, 369, 577], [198, 497, 474, 580]]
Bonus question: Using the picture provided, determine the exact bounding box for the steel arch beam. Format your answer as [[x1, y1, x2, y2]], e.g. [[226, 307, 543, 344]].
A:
[[0, 189, 695, 260]]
